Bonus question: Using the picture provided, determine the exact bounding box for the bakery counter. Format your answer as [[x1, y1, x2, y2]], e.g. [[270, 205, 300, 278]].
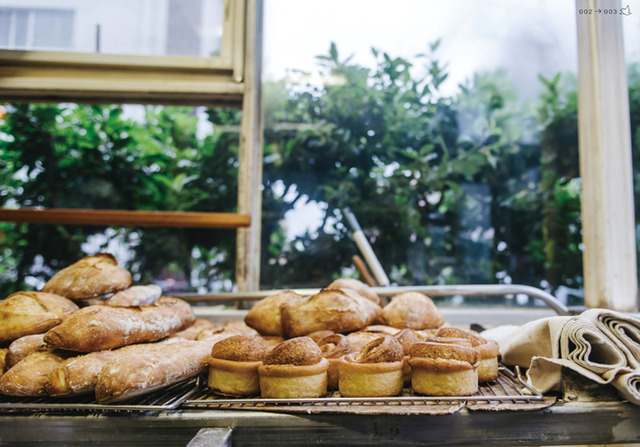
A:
[[1, 399, 639, 446]]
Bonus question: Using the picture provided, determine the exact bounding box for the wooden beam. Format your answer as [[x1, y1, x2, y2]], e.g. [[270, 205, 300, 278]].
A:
[[235, 0, 263, 293], [0, 208, 250, 229], [576, 0, 638, 311]]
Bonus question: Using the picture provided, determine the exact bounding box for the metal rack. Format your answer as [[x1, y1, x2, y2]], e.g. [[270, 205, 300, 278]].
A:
[[182, 367, 546, 413]]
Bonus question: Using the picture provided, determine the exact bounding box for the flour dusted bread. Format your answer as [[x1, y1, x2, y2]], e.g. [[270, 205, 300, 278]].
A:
[[208, 335, 271, 396], [46, 350, 120, 397], [0, 291, 79, 343], [409, 342, 479, 396], [0, 351, 69, 396], [42, 253, 132, 300], [244, 290, 303, 336], [381, 292, 445, 330], [43, 296, 195, 352], [338, 335, 404, 397], [6, 333, 51, 368], [104, 284, 162, 307], [258, 337, 329, 398], [281, 288, 382, 338], [95, 339, 215, 403]]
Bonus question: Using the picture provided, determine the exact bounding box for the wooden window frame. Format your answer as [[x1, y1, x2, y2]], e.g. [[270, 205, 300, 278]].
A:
[[576, 0, 638, 311], [0, 0, 264, 292]]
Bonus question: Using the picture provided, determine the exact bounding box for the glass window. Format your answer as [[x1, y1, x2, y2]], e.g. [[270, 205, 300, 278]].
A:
[[261, 0, 581, 307], [0, 0, 224, 58]]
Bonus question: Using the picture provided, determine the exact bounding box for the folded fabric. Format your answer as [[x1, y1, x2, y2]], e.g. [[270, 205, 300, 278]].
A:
[[483, 310, 640, 403]]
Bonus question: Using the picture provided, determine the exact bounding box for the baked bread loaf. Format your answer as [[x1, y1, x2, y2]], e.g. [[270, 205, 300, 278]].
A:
[[42, 253, 132, 300], [281, 288, 382, 338], [436, 327, 500, 382], [208, 335, 271, 396], [258, 337, 329, 398], [409, 342, 479, 396], [95, 339, 215, 403], [244, 290, 304, 336], [0, 349, 8, 378], [43, 296, 195, 352], [46, 350, 120, 397], [169, 319, 218, 340], [327, 278, 381, 305], [338, 335, 404, 397], [6, 333, 51, 368], [104, 284, 162, 307], [0, 351, 68, 396], [0, 291, 79, 343], [317, 334, 354, 390], [381, 292, 445, 330]]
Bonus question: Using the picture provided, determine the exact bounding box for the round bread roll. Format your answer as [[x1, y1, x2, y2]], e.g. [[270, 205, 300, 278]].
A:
[[338, 336, 404, 397], [208, 335, 271, 396], [409, 342, 479, 396], [244, 290, 304, 336], [258, 337, 329, 398], [394, 329, 422, 384], [381, 292, 445, 330], [436, 327, 500, 382], [327, 277, 381, 305]]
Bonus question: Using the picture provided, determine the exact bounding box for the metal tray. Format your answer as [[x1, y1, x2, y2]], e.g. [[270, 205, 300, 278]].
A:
[[182, 366, 546, 413], [0, 376, 200, 413]]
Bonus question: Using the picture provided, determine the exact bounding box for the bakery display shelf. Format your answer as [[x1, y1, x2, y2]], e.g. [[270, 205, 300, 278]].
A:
[[0, 376, 200, 413], [182, 366, 546, 412]]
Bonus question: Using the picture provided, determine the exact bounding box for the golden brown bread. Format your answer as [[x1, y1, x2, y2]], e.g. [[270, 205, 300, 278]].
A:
[[6, 333, 51, 368], [394, 329, 421, 355], [0, 349, 8, 377], [317, 334, 354, 390], [258, 337, 329, 398], [46, 350, 120, 397], [436, 327, 499, 382], [381, 292, 445, 330], [95, 339, 215, 403], [208, 335, 271, 396], [169, 319, 219, 340], [262, 337, 323, 366], [409, 341, 480, 396], [281, 288, 382, 338], [354, 335, 404, 364], [211, 335, 270, 362], [327, 278, 381, 305], [0, 291, 79, 343], [244, 290, 304, 336], [103, 284, 162, 307], [338, 335, 405, 397], [43, 296, 195, 352], [361, 325, 402, 336], [0, 351, 69, 396], [41, 253, 132, 300], [307, 330, 336, 343]]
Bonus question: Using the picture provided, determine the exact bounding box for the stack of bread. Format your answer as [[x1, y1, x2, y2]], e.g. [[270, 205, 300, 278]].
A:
[[0, 253, 252, 403], [0, 252, 500, 403], [208, 278, 500, 399]]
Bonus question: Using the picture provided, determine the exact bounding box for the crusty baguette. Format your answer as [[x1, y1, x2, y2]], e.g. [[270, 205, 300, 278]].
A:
[[0, 351, 68, 396], [0, 291, 79, 343], [95, 339, 216, 403], [46, 350, 120, 397], [0, 349, 8, 378], [104, 284, 162, 307], [168, 319, 218, 340], [42, 253, 132, 300], [7, 333, 51, 368], [43, 296, 195, 352]]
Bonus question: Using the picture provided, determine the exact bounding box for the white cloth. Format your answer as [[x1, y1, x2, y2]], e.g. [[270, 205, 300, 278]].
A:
[[483, 310, 640, 404]]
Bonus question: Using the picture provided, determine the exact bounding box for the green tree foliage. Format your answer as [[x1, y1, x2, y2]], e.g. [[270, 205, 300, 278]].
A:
[[0, 42, 608, 303]]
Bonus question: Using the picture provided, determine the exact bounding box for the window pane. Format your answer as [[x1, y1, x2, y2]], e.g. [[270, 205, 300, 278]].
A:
[[0, 9, 10, 47], [0, 0, 224, 58], [33, 9, 74, 50], [0, 102, 241, 297], [262, 0, 580, 307]]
